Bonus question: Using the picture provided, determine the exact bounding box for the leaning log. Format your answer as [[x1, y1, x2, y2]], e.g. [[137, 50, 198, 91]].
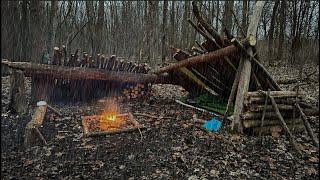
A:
[[268, 93, 301, 153], [295, 103, 319, 147], [154, 45, 241, 74], [1, 60, 172, 84]]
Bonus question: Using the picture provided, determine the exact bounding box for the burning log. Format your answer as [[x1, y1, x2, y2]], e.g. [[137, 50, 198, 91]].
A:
[[8, 70, 27, 114], [24, 101, 48, 147]]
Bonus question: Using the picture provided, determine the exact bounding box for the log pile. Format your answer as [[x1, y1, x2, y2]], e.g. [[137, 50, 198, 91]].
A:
[[242, 91, 319, 136]]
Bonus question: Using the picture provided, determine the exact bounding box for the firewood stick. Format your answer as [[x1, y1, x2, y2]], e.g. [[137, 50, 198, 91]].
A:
[[246, 91, 304, 98], [47, 105, 63, 117], [263, 92, 301, 153], [245, 104, 298, 112], [243, 118, 303, 129], [295, 103, 319, 147], [259, 89, 270, 137]]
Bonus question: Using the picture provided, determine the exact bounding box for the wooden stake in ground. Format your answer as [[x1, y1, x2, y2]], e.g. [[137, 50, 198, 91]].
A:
[[9, 70, 26, 114], [231, 1, 266, 133], [24, 101, 48, 148], [295, 103, 319, 147]]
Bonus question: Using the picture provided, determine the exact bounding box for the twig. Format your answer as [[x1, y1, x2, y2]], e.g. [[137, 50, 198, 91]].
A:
[[68, 21, 89, 46], [138, 127, 143, 142]]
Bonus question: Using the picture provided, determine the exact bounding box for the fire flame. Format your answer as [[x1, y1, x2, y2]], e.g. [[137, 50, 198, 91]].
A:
[[99, 99, 124, 130]]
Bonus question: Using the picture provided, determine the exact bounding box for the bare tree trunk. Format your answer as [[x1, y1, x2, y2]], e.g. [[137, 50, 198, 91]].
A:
[[20, 0, 29, 62], [216, 1, 220, 30], [95, 0, 105, 56], [48, 0, 58, 61], [170, 1, 175, 46], [29, 0, 46, 63], [85, 1, 94, 55], [242, 0, 248, 34], [222, 1, 234, 33], [268, 0, 280, 65], [277, 0, 286, 60], [161, 0, 168, 62]]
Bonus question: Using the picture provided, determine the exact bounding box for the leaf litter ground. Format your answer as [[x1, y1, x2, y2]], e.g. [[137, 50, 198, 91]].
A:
[[1, 64, 319, 179]]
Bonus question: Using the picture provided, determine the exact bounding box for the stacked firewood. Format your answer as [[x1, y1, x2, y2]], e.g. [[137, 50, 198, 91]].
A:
[[241, 91, 318, 135], [122, 83, 152, 100]]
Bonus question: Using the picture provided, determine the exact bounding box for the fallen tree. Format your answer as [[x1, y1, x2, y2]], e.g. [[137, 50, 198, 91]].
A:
[[1, 60, 172, 84]]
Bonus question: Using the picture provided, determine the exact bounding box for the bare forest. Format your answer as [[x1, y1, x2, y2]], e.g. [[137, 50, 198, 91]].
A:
[[1, 1, 319, 179]]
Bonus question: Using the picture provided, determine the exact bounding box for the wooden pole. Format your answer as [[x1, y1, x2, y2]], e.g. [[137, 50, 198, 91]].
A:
[[224, 58, 244, 117], [265, 93, 301, 153], [231, 1, 266, 133], [295, 103, 319, 147], [259, 89, 270, 137]]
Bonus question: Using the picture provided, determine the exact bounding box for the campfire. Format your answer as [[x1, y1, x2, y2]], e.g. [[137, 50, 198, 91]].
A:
[[82, 99, 142, 137]]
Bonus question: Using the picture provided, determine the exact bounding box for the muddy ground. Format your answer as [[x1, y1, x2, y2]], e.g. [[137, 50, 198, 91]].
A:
[[1, 64, 319, 179]]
